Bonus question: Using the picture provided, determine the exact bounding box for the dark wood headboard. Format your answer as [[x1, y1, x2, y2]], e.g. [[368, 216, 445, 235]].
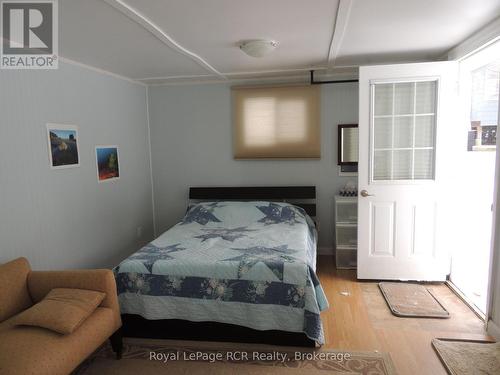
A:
[[189, 186, 316, 216]]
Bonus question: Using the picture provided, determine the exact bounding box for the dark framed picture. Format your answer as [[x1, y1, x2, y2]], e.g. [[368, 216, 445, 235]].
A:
[[46, 124, 80, 169], [95, 146, 120, 183]]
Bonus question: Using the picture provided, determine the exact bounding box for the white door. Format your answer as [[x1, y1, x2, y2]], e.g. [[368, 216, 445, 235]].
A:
[[358, 62, 459, 281]]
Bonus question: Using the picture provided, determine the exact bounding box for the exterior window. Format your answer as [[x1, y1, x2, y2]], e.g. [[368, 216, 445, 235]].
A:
[[468, 60, 499, 151]]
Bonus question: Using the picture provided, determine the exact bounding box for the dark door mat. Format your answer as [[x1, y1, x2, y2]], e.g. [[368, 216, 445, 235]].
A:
[[432, 338, 499, 375], [379, 282, 450, 318]]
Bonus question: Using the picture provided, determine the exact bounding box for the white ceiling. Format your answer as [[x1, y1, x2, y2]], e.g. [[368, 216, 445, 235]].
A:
[[59, 0, 500, 84]]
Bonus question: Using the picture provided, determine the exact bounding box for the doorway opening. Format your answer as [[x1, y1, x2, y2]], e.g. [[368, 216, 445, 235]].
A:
[[448, 41, 500, 315]]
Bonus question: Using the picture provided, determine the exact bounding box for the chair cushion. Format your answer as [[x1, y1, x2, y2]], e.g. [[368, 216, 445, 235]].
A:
[[14, 288, 106, 334], [0, 257, 32, 322], [0, 307, 116, 375]]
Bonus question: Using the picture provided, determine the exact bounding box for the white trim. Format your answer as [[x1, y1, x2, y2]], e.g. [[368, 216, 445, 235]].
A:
[[369, 76, 441, 85], [485, 71, 500, 332], [143, 75, 317, 86], [140, 59, 440, 86], [95, 145, 120, 183], [145, 88, 157, 238], [59, 56, 146, 86], [46, 123, 80, 170], [446, 16, 500, 61], [137, 66, 333, 82], [487, 320, 500, 340], [137, 74, 215, 82], [459, 40, 500, 72], [102, 0, 225, 79], [142, 67, 359, 86], [327, 0, 353, 67], [225, 66, 346, 76]]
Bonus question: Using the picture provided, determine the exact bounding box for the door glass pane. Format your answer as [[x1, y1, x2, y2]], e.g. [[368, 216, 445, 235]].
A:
[[394, 116, 413, 148], [374, 117, 392, 149], [372, 80, 437, 181], [414, 149, 434, 179], [415, 115, 435, 147], [416, 81, 436, 114], [394, 83, 414, 115], [393, 150, 412, 179], [374, 84, 393, 116], [374, 150, 392, 180]]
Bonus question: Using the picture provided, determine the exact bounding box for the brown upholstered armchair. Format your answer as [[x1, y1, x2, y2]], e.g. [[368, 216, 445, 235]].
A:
[[0, 257, 122, 375]]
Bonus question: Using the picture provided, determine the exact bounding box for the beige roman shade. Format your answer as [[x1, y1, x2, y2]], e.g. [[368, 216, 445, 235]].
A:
[[232, 85, 321, 158]]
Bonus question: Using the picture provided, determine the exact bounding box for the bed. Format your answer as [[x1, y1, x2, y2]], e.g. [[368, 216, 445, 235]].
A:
[[114, 186, 328, 346]]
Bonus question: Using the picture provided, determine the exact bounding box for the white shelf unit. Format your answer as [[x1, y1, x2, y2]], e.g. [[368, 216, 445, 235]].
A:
[[334, 196, 358, 269]]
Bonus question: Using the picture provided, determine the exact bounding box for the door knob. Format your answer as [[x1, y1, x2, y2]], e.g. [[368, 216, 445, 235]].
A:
[[360, 190, 374, 197]]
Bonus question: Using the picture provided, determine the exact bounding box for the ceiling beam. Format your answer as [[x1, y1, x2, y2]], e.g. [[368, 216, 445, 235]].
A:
[[102, 0, 226, 79], [137, 66, 359, 86], [327, 0, 353, 67], [135, 66, 333, 82]]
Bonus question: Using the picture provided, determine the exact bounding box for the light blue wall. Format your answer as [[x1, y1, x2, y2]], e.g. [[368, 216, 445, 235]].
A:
[[148, 82, 359, 253], [0, 62, 154, 270]]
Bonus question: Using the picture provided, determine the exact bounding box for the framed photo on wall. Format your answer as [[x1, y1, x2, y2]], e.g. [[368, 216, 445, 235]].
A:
[[95, 146, 120, 183], [46, 124, 80, 169]]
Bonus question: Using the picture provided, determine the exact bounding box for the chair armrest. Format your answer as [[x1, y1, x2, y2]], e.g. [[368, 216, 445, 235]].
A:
[[27, 269, 121, 330]]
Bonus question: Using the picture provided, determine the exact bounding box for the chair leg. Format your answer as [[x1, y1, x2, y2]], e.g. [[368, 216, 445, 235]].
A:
[[109, 328, 123, 360]]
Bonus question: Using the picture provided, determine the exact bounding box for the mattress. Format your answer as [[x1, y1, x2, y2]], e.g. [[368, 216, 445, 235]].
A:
[[114, 201, 329, 344]]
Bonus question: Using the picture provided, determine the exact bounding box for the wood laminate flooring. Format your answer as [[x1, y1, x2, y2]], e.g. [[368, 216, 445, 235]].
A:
[[317, 255, 491, 375]]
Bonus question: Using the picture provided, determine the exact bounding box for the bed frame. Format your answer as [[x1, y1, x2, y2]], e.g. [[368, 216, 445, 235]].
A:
[[122, 186, 317, 347], [189, 185, 316, 216]]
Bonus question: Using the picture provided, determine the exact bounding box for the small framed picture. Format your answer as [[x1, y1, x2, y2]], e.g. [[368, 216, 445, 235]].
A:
[[46, 124, 80, 169], [95, 146, 120, 183]]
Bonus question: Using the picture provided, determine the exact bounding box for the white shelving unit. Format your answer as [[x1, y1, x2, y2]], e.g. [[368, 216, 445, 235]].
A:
[[334, 196, 358, 269]]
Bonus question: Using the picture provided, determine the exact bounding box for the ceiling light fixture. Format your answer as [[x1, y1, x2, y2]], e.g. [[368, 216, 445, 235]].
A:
[[239, 39, 278, 58]]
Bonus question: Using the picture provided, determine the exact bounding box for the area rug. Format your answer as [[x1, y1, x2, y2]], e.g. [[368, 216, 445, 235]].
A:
[[432, 338, 500, 375], [379, 282, 450, 318], [75, 338, 397, 375]]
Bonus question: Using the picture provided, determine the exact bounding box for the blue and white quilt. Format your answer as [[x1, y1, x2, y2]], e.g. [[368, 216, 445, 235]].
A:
[[114, 201, 329, 344]]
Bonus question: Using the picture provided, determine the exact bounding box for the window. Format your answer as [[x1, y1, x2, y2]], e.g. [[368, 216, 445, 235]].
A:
[[371, 80, 437, 181], [467, 60, 499, 151], [232, 85, 320, 158]]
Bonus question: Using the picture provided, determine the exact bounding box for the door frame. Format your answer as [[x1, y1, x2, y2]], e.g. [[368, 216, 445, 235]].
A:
[[451, 39, 500, 337], [485, 71, 500, 339]]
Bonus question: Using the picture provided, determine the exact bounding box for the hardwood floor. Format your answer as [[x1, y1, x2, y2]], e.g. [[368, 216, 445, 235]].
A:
[[316, 255, 491, 375]]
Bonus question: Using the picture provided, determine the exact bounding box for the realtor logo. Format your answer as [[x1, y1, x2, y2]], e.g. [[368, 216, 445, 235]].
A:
[[1, 0, 58, 69]]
